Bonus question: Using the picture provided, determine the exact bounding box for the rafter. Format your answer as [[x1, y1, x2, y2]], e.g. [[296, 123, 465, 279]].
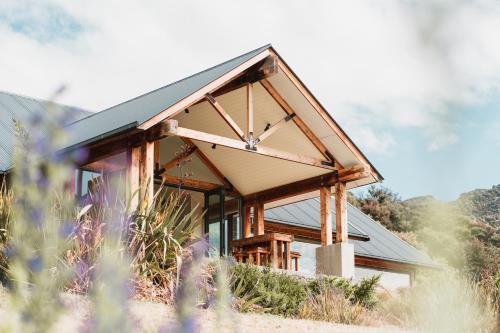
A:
[[163, 119, 335, 171], [206, 93, 246, 141], [256, 113, 296, 144], [260, 79, 336, 165], [159, 144, 198, 174], [180, 137, 241, 196]]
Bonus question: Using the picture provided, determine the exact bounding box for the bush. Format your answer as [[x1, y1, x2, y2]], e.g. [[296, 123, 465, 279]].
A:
[[231, 264, 308, 316], [297, 288, 372, 325], [230, 263, 380, 317]]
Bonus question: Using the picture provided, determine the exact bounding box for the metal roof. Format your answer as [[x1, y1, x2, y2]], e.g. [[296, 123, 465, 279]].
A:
[[62, 44, 272, 151], [265, 197, 437, 268], [0, 91, 91, 173]]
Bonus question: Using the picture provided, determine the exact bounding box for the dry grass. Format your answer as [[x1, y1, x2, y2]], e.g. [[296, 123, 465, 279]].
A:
[[297, 288, 377, 326], [377, 272, 499, 333]]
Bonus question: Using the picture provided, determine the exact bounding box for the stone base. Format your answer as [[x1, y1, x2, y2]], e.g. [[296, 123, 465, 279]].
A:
[[316, 243, 355, 279]]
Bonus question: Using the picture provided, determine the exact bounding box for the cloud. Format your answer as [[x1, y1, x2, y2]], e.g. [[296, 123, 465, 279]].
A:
[[0, 0, 500, 154]]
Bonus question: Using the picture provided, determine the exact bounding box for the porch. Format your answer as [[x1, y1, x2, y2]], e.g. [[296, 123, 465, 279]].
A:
[[69, 46, 382, 278]]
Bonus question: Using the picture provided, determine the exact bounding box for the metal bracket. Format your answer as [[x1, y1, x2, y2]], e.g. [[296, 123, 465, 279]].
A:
[[245, 133, 258, 151]]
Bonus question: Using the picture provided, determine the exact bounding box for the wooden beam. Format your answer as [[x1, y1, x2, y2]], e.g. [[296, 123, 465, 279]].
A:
[[256, 113, 295, 144], [180, 137, 240, 195], [264, 221, 369, 242], [246, 83, 254, 138], [160, 144, 197, 173], [244, 205, 252, 238], [320, 186, 333, 246], [335, 181, 348, 242], [272, 55, 381, 181], [164, 120, 335, 170], [355, 256, 419, 272], [206, 93, 246, 141], [244, 172, 338, 205], [254, 202, 265, 236], [202, 55, 278, 100], [138, 50, 271, 130], [260, 79, 336, 164], [161, 174, 220, 192], [139, 141, 154, 207]]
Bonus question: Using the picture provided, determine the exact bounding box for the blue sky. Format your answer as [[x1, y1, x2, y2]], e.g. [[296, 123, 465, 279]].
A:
[[1, 1, 499, 201]]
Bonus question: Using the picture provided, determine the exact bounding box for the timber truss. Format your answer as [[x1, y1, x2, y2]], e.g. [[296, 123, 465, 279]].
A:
[[159, 55, 338, 178]]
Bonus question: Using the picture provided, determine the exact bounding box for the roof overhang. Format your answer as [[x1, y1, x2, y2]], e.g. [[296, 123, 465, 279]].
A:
[[63, 45, 383, 195]]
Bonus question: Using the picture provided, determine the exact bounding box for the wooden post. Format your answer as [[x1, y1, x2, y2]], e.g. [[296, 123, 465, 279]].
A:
[[154, 140, 161, 170], [246, 83, 254, 139], [139, 141, 155, 207], [320, 186, 333, 246], [335, 182, 348, 242], [244, 205, 252, 238], [254, 202, 264, 235], [127, 146, 141, 209]]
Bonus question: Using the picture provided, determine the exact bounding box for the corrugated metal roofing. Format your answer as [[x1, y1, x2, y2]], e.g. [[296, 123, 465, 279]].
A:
[[62, 44, 271, 150], [265, 197, 436, 267], [0, 91, 91, 173]]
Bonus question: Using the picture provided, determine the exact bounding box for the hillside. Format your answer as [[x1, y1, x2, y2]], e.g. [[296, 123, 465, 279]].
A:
[[457, 185, 500, 226], [349, 184, 500, 278]]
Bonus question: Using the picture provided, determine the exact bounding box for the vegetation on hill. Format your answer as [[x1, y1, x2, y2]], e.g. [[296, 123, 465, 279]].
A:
[[348, 185, 500, 279]]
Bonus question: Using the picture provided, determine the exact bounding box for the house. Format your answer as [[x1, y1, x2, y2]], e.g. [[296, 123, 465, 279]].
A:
[[0, 45, 435, 288]]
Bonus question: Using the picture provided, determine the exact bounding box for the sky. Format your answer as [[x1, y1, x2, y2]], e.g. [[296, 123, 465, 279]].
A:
[[0, 0, 499, 201]]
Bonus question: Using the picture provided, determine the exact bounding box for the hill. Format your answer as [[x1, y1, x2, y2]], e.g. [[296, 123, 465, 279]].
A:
[[349, 184, 500, 278], [457, 185, 500, 226]]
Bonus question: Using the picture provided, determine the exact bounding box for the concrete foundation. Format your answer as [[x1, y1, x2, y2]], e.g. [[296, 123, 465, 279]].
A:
[[316, 242, 355, 279]]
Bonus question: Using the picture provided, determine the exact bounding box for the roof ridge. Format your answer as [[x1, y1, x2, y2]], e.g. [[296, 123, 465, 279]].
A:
[[65, 44, 272, 128]]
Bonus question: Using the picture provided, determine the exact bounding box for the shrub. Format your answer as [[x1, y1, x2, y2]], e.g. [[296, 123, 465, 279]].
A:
[[308, 274, 380, 307], [231, 264, 308, 316], [230, 263, 380, 317], [297, 288, 372, 325]]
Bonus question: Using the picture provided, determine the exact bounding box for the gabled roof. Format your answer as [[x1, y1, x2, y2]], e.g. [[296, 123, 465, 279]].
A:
[[0, 91, 91, 173], [63, 44, 271, 150], [265, 197, 437, 268], [60, 44, 382, 186]]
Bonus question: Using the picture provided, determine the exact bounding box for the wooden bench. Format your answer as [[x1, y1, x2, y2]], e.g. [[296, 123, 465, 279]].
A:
[[247, 247, 271, 266], [290, 251, 301, 271], [232, 251, 248, 263]]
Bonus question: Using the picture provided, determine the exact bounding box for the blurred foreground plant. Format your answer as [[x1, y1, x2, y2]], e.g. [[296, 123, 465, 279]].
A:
[[5, 90, 82, 333], [378, 270, 499, 333]]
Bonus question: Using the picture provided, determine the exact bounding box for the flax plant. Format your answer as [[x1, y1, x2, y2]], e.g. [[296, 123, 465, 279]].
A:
[[4, 88, 82, 333]]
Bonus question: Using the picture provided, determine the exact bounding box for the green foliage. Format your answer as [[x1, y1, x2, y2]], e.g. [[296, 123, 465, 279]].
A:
[[230, 263, 380, 317], [231, 264, 308, 316], [350, 185, 500, 282], [349, 186, 412, 232], [458, 185, 500, 226]]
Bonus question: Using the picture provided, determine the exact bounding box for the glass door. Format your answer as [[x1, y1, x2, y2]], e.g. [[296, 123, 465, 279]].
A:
[[205, 188, 242, 256], [205, 188, 224, 256]]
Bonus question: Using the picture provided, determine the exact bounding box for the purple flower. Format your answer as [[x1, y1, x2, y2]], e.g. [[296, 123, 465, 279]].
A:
[[28, 256, 43, 272]]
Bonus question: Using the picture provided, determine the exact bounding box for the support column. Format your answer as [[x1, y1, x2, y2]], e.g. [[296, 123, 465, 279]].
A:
[[139, 141, 155, 208], [254, 202, 264, 235], [127, 146, 140, 209], [243, 205, 252, 238], [335, 181, 348, 242], [320, 186, 333, 246], [316, 182, 354, 278]]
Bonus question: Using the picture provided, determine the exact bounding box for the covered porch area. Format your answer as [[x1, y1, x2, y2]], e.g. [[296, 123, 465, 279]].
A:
[[70, 46, 382, 278]]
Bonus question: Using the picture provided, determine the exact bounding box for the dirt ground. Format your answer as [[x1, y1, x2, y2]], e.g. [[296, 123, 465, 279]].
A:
[[1, 293, 408, 332]]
